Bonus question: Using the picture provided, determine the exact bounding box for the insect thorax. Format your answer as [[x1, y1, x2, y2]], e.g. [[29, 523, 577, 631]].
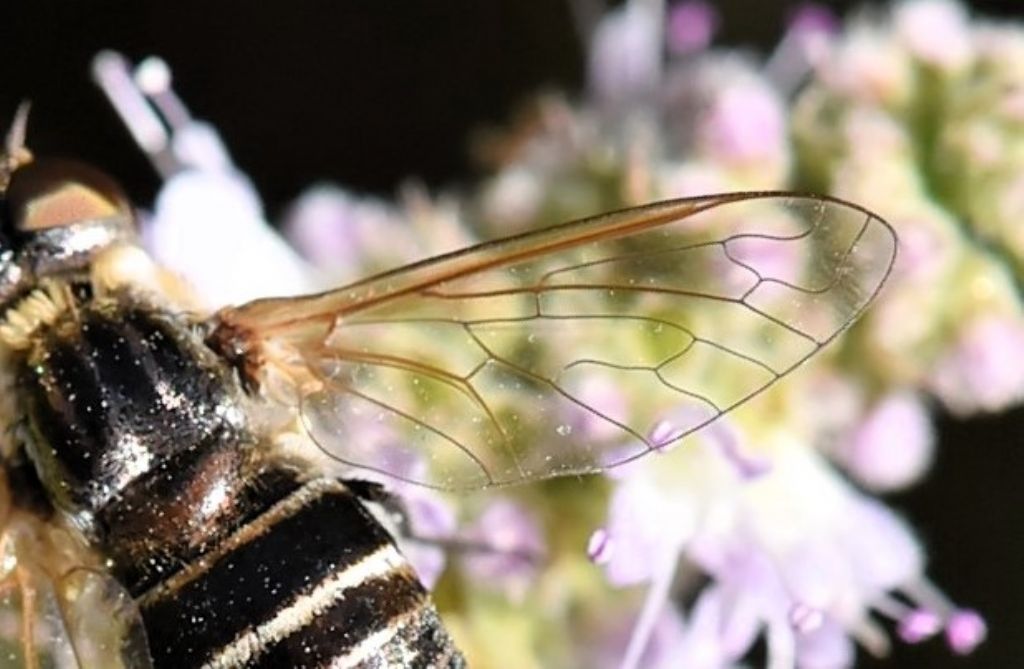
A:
[[7, 290, 263, 582]]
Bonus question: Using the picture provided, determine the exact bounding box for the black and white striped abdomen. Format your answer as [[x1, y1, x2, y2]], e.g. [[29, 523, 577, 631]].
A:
[[139, 474, 465, 668]]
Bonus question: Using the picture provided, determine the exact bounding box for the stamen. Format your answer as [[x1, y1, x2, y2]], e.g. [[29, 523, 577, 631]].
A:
[[134, 56, 171, 94], [870, 592, 912, 621], [133, 57, 232, 174], [93, 51, 233, 177], [788, 601, 824, 634], [91, 51, 171, 162], [866, 583, 984, 654], [897, 609, 942, 643], [903, 577, 956, 617], [945, 609, 986, 655], [586, 528, 615, 565], [851, 617, 891, 658], [134, 56, 192, 131]]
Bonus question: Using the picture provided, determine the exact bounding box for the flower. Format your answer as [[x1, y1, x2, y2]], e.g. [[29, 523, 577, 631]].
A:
[[460, 498, 545, 602], [595, 432, 981, 667], [930, 314, 1024, 415], [696, 72, 787, 168], [145, 168, 314, 308], [588, 0, 663, 110], [894, 0, 972, 72], [396, 487, 459, 589], [283, 185, 412, 281], [839, 390, 934, 491], [666, 1, 719, 56], [284, 182, 477, 280]]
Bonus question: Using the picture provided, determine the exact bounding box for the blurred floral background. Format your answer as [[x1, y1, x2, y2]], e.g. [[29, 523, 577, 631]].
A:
[[4, 1, 1024, 667]]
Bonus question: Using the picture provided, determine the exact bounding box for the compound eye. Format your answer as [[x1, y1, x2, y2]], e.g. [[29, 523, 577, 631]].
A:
[[5, 158, 132, 233]]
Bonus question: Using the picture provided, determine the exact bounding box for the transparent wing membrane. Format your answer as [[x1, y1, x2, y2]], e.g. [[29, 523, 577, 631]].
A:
[[218, 193, 896, 490], [58, 569, 152, 669], [0, 516, 150, 669], [0, 566, 78, 669]]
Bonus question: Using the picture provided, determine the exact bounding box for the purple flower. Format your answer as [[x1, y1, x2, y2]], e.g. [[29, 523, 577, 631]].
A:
[[284, 182, 478, 285], [794, 619, 855, 669], [930, 314, 1024, 415], [588, 0, 663, 109], [599, 476, 695, 587], [895, 0, 972, 71], [697, 74, 787, 166], [840, 391, 935, 491], [283, 186, 369, 272], [283, 186, 423, 282], [656, 585, 757, 667], [666, 1, 718, 56], [398, 488, 458, 589], [461, 498, 545, 601], [593, 441, 983, 666], [145, 169, 314, 308]]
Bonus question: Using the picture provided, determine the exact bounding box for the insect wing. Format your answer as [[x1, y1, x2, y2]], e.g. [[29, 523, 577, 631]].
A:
[[57, 569, 153, 669], [218, 193, 896, 490], [0, 564, 77, 669], [0, 524, 152, 669]]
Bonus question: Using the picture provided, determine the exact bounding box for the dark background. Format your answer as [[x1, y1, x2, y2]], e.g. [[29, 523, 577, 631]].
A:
[[2, 2, 1022, 667]]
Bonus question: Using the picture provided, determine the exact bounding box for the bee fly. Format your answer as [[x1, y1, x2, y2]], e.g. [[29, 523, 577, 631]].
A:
[[0, 104, 467, 667], [0, 56, 896, 668]]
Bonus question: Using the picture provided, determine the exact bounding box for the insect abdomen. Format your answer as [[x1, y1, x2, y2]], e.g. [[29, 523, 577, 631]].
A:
[[17, 297, 464, 668], [140, 475, 463, 668]]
